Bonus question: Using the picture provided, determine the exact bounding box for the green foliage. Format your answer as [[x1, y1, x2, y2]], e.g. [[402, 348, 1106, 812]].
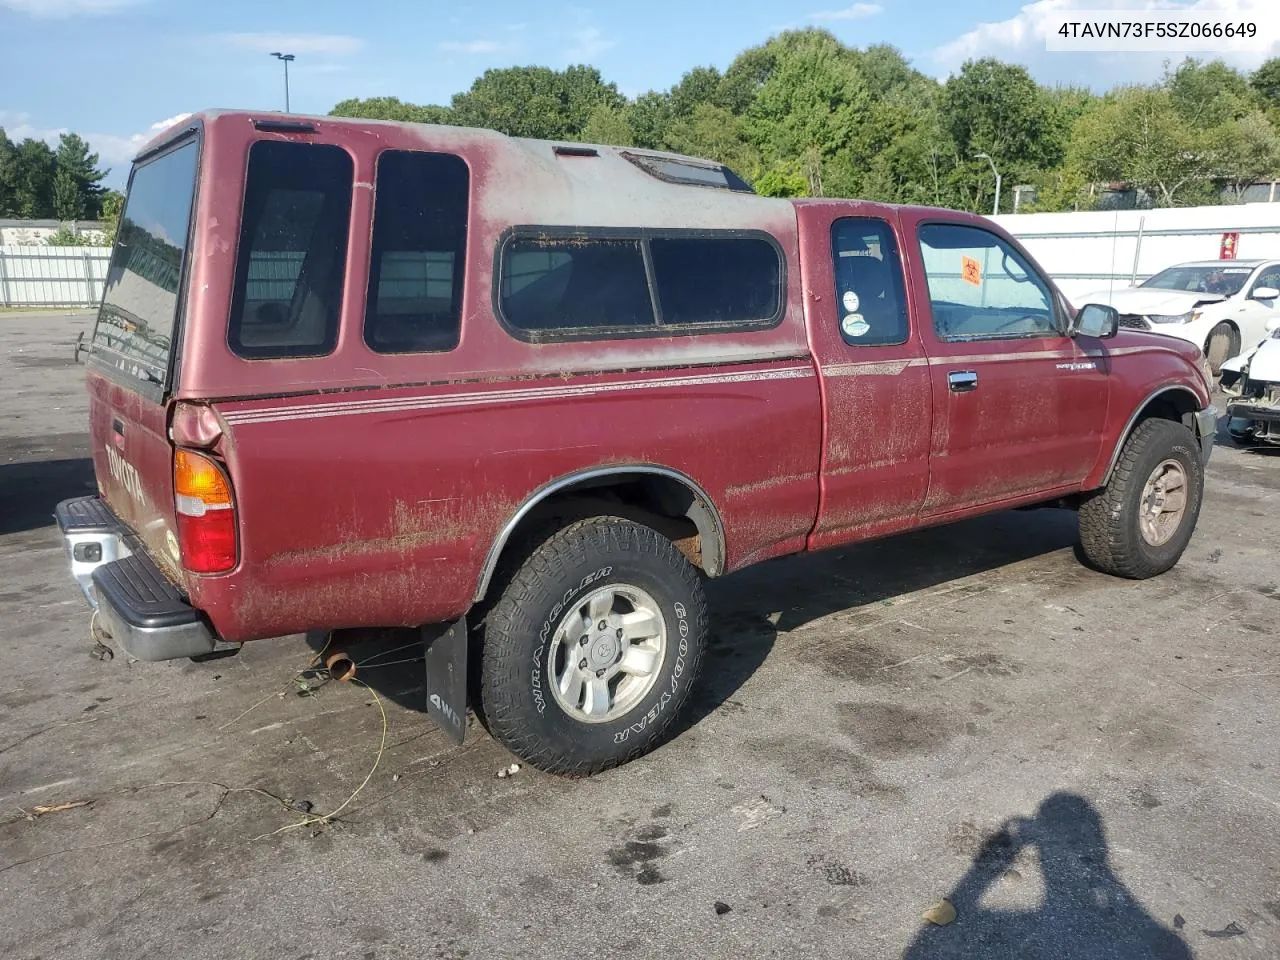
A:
[[98, 190, 124, 245], [1253, 57, 1280, 108], [321, 44, 1280, 213], [450, 65, 624, 140], [0, 129, 109, 220], [329, 96, 452, 124], [44, 224, 95, 246]]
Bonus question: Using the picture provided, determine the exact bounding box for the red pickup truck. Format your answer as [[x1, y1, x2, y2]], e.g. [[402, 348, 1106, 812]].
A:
[[58, 111, 1218, 775]]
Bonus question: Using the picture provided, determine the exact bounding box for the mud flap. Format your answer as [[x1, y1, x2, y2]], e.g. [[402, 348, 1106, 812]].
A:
[[423, 618, 467, 745]]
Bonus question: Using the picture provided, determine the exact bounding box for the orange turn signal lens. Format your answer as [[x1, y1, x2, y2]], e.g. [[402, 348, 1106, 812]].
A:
[[174, 449, 232, 505]]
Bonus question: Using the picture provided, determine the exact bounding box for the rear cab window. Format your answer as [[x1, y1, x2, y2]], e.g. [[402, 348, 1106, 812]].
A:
[[830, 218, 909, 346], [497, 230, 783, 340], [228, 140, 353, 359], [90, 138, 199, 395]]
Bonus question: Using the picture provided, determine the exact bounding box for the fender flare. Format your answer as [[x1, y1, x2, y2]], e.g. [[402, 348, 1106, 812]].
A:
[[473, 464, 727, 602], [1098, 385, 1207, 485]]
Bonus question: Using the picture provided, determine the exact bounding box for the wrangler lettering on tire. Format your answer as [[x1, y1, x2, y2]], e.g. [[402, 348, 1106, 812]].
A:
[[479, 517, 708, 775]]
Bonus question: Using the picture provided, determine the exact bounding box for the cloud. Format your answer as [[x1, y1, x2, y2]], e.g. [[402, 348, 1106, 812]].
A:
[[220, 33, 364, 56], [810, 3, 884, 20], [438, 39, 508, 54], [0, 0, 142, 16], [930, 0, 1280, 85], [564, 26, 614, 62]]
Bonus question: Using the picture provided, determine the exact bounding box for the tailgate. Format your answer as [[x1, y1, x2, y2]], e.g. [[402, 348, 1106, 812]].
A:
[[88, 372, 182, 578], [84, 134, 201, 581]]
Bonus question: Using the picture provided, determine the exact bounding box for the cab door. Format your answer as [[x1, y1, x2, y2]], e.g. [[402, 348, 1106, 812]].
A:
[[901, 215, 1109, 517], [801, 207, 932, 550]]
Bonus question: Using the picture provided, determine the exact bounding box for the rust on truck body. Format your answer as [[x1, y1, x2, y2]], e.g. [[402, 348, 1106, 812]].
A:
[[80, 110, 1212, 648]]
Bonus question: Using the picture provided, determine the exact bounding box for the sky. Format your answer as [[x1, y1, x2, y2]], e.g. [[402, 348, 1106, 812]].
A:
[[2, 0, 1278, 188]]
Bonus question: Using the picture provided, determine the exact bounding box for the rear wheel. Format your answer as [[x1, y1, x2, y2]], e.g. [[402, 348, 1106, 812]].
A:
[[479, 516, 708, 775], [1078, 418, 1204, 579], [1203, 322, 1240, 375]]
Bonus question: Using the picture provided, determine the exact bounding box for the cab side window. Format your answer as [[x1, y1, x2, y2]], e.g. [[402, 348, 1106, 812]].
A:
[[918, 223, 1058, 342], [830, 218, 909, 346]]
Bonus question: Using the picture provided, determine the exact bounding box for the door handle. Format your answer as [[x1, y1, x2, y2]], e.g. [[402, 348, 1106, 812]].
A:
[[948, 370, 979, 393], [112, 417, 125, 436]]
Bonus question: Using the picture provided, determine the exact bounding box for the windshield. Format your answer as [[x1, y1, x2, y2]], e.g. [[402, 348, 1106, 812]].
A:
[[1140, 265, 1252, 296], [90, 139, 199, 391]]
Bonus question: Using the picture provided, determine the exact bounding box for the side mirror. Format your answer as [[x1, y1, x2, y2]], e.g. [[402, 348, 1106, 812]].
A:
[[1252, 286, 1279, 301], [1071, 303, 1119, 339]]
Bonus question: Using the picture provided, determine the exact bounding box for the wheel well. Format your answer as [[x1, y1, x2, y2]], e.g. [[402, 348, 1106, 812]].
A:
[[1204, 319, 1240, 348], [474, 469, 725, 602], [1103, 387, 1202, 483]]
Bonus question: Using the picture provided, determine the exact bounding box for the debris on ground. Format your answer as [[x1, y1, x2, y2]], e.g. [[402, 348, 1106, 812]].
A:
[[1173, 913, 1185, 929], [1201, 921, 1245, 939], [392, 774, 401, 782], [922, 899, 957, 926], [714, 901, 731, 916], [496, 763, 521, 779], [27, 799, 94, 819]]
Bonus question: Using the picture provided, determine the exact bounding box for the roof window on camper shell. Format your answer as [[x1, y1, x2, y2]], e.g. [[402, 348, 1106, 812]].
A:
[[620, 152, 754, 193]]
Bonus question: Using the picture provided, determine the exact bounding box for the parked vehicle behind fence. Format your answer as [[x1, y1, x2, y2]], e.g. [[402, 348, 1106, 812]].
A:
[[57, 111, 1218, 775], [1077, 259, 1280, 373]]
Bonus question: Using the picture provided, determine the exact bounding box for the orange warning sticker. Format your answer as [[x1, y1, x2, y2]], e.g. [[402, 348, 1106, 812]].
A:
[[961, 255, 982, 286]]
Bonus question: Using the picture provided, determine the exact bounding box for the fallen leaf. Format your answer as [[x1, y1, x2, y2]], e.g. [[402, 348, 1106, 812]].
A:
[[922, 899, 957, 926]]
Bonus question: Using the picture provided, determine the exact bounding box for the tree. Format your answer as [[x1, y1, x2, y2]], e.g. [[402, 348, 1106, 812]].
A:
[[745, 30, 870, 197], [329, 96, 452, 124], [1165, 57, 1255, 127], [1070, 86, 1217, 207], [664, 104, 760, 180], [450, 65, 624, 140], [12, 139, 56, 218], [98, 190, 124, 245], [51, 133, 107, 220], [0, 128, 18, 217], [942, 59, 1069, 213], [580, 103, 634, 146], [1252, 57, 1280, 109], [1212, 111, 1280, 200]]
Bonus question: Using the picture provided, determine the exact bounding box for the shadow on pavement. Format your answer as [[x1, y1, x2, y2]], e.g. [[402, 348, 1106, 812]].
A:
[[0, 456, 96, 536], [306, 507, 1082, 736], [904, 792, 1192, 960]]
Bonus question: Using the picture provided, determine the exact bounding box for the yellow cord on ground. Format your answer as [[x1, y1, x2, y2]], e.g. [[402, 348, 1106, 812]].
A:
[[252, 677, 388, 840]]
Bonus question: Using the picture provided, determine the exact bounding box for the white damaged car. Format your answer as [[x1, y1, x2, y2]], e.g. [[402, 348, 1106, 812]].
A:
[[1079, 259, 1280, 373], [1222, 317, 1280, 447]]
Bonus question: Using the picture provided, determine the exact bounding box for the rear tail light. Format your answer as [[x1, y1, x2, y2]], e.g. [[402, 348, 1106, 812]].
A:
[[174, 449, 238, 573]]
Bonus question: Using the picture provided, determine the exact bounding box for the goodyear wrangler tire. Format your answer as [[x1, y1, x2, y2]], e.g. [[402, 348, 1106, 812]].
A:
[[1077, 418, 1204, 579], [479, 516, 708, 775]]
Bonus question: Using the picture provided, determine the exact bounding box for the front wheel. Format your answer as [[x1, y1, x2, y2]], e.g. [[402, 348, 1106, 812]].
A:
[[479, 516, 708, 775], [1077, 418, 1205, 579], [1203, 322, 1240, 375]]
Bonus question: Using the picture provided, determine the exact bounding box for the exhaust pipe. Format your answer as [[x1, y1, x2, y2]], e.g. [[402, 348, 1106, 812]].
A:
[[322, 629, 361, 682]]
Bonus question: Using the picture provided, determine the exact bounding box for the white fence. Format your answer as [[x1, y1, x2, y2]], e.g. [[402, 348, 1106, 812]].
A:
[[0, 246, 112, 308], [993, 203, 1280, 304]]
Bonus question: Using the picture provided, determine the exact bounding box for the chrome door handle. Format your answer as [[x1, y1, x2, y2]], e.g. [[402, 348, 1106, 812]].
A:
[[948, 370, 978, 393]]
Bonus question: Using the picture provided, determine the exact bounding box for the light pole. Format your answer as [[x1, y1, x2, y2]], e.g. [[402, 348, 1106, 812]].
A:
[[270, 52, 295, 112], [975, 152, 1001, 216]]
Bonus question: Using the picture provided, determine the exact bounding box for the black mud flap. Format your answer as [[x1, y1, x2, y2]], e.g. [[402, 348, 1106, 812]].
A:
[[423, 618, 467, 745]]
